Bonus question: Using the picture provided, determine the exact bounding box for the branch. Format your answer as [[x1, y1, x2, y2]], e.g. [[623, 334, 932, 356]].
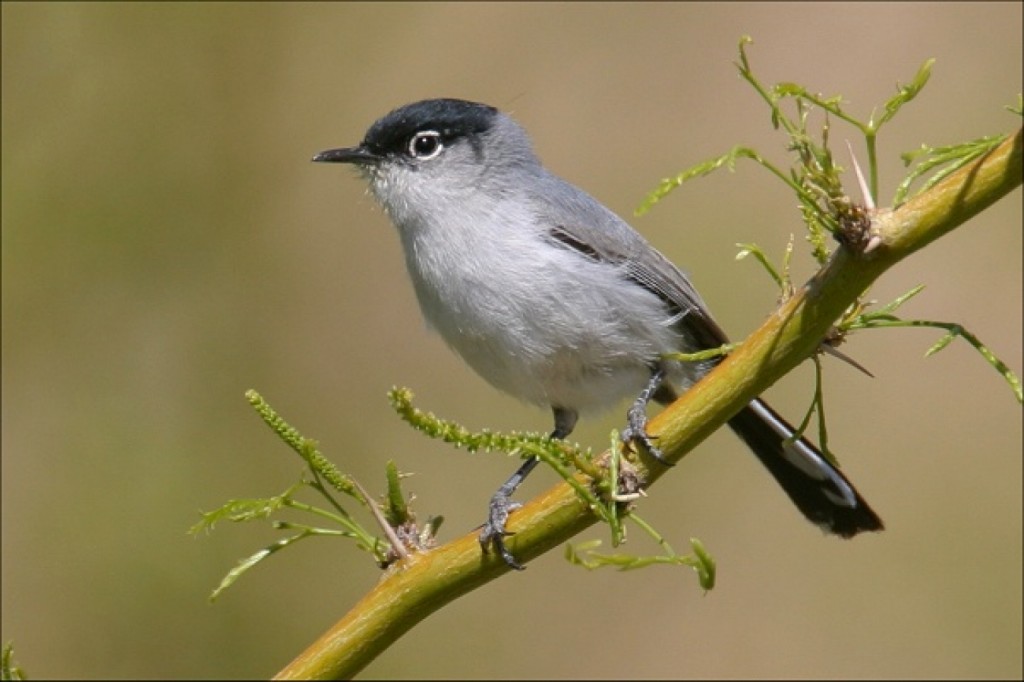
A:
[[274, 128, 1021, 680]]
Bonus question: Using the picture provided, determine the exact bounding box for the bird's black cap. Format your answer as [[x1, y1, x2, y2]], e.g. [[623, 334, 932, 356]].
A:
[[313, 99, 499, 165], [363, 99, 498, 156]]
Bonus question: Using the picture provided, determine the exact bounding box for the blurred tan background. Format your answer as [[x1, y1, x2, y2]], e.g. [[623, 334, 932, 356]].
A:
[[2, 2, 1021, 679]]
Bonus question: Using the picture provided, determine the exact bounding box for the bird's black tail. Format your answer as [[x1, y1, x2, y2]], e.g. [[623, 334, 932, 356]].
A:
[[727, 398, 883, 537]]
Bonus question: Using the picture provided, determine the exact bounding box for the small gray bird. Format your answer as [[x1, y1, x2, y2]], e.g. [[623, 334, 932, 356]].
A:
[[314, 98, 882, 569]]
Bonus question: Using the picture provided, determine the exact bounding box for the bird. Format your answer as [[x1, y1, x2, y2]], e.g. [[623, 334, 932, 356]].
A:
[[313, 98, 883, 569]]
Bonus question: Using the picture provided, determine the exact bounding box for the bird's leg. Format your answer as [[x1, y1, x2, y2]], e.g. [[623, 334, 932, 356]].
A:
[[621, 367, 672, 465], [479, 407, 578, 570], [478, 456, 538, 570]]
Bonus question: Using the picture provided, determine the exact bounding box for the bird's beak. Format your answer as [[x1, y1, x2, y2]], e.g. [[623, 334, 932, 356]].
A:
[[311, 145, 380, 165]]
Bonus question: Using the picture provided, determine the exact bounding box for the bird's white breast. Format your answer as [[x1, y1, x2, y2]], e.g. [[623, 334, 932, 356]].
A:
[[390, 193, 682, 413]]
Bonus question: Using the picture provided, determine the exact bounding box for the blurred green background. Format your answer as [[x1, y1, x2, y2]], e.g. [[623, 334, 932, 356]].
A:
[[2, 2, 1021, 679]]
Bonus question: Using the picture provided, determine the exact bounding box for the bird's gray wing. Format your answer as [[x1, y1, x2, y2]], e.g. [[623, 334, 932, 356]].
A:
[[537, 185, 731, 350]]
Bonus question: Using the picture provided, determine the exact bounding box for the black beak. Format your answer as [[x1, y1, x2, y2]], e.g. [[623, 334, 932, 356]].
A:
[[311, 145, 380, 165]]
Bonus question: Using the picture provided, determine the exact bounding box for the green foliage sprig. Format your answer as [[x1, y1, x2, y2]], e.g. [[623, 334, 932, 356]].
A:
[[1, 643, 25, 681], [895, 135, 1012, 206], [638, 35, 1022, 438], [566, 535, 716, 592], [839, 286, 1023, 402], [191, 391, 450, 600]]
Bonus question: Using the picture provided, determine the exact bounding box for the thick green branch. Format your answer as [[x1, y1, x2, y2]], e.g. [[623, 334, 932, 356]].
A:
[[274, 128, 1021, 680]]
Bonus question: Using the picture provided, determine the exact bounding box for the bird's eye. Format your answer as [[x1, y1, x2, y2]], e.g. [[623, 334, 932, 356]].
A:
[[408, 131, 443, 160]]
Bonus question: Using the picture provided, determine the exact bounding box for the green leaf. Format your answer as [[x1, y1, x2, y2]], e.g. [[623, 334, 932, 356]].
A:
[[384, 460, 410, 527], [635, 146, 765, 216], [209, 530, 315, 601], [924, 330, 958, 356], [189, 483, 302, 534], [1, 642, 26, 681], [735, 242, 784, 289], [894, 134, 1007, 205], [689, 538, 716, 591], [876, 58, 934, 127]]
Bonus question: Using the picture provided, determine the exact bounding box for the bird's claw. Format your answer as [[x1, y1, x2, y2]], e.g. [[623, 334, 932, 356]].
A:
[[621, 402, 671, 465], [479, 493, 525, 570], [622, 368, 673, 466]]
